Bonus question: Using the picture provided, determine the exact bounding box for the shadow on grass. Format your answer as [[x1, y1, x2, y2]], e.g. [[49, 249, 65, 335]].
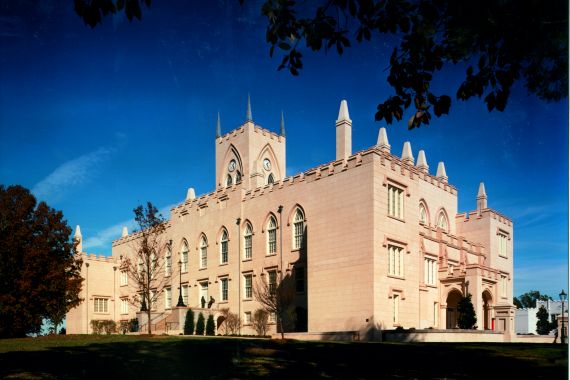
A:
[[0, 336, 567, 379]]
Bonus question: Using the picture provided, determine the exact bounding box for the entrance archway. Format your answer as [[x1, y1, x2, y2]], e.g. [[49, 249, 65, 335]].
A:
[[482, 290, 493, 330], [445, 289, 462, 329]]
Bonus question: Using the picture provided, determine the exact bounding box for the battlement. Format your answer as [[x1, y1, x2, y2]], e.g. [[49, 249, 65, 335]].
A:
[[111, 220, 172, 247], [456, 208, 513, 227], [82, 252, 117, 264], [420, 223, 485, 257], [218, 122, 284, 143]]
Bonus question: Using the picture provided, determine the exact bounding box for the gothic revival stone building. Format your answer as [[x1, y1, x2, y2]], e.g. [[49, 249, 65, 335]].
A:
[[67, 99, 515, 337]]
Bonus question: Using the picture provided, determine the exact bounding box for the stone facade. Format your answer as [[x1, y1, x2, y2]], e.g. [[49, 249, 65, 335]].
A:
[[66, 99, 516, 337]]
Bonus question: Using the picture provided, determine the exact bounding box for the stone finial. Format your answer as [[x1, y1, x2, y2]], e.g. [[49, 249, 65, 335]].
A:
[[436, 161, 448, 182], [401, 141, 414, 164], [246, 93, 252, 121], [280, 110, 286, 137], [121, 226, 128, 238], [216, 112, 221, 138], [477, 182, 488, 212], [186, 187, 196, 201], [74, 225, 83, 253], [416, 149, 429, 172], [376, 127, 390, 152], [336, 99, 351, 123]]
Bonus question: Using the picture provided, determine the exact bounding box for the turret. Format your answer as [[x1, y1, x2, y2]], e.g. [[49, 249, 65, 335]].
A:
[[121, 226, 128, 238], [186, 187, 196, 201], [336, 99, 352, 160], [376, 127, 390, 153], [401, 141, 414, 165], [436, 162, 448, 183], [216, 112, 221, 138], [246, 93, 252, 122], [416, 150, 429, 173], [477, 182, 487, 213], [74, 225, 83, 253], [280, 111, 286, 137]]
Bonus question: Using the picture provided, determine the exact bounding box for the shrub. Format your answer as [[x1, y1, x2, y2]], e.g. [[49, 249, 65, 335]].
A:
[[59, 327, 66, 335], [457, 294, 477, 329], [206, 315, 215, 336], [128, 318, 139, 332], [225, 312, 241, 335], [252, 309, 269, 336], [536, 305, 550, 335], [119, 321, 129, 334], [184, 309, 195, 335], [90, 320, 116, 334], [195, 312, 205, 335]]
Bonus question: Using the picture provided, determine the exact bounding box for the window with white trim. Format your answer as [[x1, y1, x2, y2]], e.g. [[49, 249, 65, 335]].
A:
[[165, 246, 172, 276], [437, 211, 448, 230], [392, 294, 400, 324], [120, 270, 128, 286], [121, 298, 128, 314], [182, 284, 189, 306], [293, 209, 304, 249], [165, 287, 172, 309], [267, 217, 277, 255], [244, 311, 252, 324], [295, 267, 305, 293], [498, 233, 508, 257], [200, 282, 208, 303], [388, 245, 404, 277], [200, 236, 208, 269], [244, 274, 252, 299], [433, 302, 438, 327], [150, 290, 157, 310], [424, 257, 437, 285], [220, 278, 228, 301], [181, 241, 189, 273], [94, 298, 108, 313], [150, 252, 157, 272], [220, 230, 229, 264], [268, 270, 277, 295], [269, 312, 276, 323], [137, 258, 143, 274], [500, 275, 507, 298], [244, 224, 253, 259], [419, 203, 427, 224], [388, 184, 404, 219]]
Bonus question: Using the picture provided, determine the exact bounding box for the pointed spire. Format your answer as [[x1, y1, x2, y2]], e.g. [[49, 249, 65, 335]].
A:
[[477, 182, 488, 213], [416, 150, 429, 173], [401, 141, 414, 164], [246, 93, 252, 121], [376, 127, 390, 153], [74, 225, 83, 253], [436, 161, 448, 182], [280, 110, 286, 137], [186, 187, 196, 201], [336, 99, 351, 123], [121, 226, 128, 238], [216, 112, 221, 138]]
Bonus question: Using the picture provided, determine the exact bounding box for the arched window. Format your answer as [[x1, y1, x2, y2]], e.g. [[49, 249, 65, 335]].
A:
[[220, 229, 228, 264], [293, 209, 305, 249], [200, 236, 208, 269], [226, 174, 233, 187], [236, 171, 242, 183], [437, 211, 448, 231], [419, 203, 427, 224], [165, 245, 172, 276], [181, 240, 189, 272], [267, 216, 277, 255], [137, 257, 143, 274], [244, 223, 253, 259], [150, 252, 157, 271], [267, 173, 275, 184]]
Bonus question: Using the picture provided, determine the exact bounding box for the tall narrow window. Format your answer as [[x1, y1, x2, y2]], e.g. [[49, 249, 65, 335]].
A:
[[244, 223, 253, 259], [94, 298, 108, 313], [433, 302, 438, 327], [268, 270, 277, 295], [220, 278, 228, 301], [419, 203, 427, 224], [393, 294, 400, 324], [150, 290, 156, 311], [120, 270, 128, 286], [293, 209, 304, 249], [200, 282, 208, 303], [226, 174, 233, 187], [500, 275, 507, 298], [165, 287, 172, 309], [244, 311, 252, 324], [220, 230, 228, 264], [137, 258, 143, 274], [295, 267, 305, 293], [267, 217, 277, 255], [498, 233, 508, 257], [200, 236, 208, 269], [150, 252, 157, 272], [121, 298, 128, 314], [388, 245, 404, 277], [235, 171, 242, 183], [424, 258, 436, 285], [244, 274, 252, 299], [437, 211, 448, 230], [165, 245, 172, 276], [388, 184, 404, 219], [182, 284, 189, 306], [267, 173, 275, 184], [181, 241, 189, 272]]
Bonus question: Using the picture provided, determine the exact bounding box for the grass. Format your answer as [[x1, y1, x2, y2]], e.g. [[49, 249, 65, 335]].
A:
[[0, 335, 567, 379]]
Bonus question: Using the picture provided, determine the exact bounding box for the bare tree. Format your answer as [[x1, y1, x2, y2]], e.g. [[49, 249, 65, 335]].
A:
[[252, 309, 269, 337], [253, 272, 294, 339], [123, 202, 167, 335]]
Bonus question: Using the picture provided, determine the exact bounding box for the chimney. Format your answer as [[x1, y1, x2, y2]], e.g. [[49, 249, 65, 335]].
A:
[[336, 100, 352, 160]]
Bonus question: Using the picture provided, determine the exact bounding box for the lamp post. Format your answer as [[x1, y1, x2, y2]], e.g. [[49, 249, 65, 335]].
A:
[[176, 259, 186, 307], [559, 289, 566, 344]]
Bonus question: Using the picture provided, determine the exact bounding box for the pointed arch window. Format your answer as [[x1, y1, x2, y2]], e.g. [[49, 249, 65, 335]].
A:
[[244, 223, 253, 259], [236, 171, 242, 183], [165, 245, 172, 276], [293, 209, 305, 250], [267, 173, 275, 185], [150, 252, 157, 272], [181, 241, 189, 272], [226, 174, 233, 187], [137, 257, 143, 274], [220, 230, 229, 264], [200, 236, 208, 269], [267, 217, 277, 255], [419, 203, 427, 224], [437, 211, 448, 231]]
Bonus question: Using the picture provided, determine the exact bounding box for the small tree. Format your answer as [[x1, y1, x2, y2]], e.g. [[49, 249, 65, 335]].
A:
[[252, 309, 269, 337], [536, 305, 550, 335], [206, 315, 215, 336], [254, 273, 295, 339], [184, 309, 195, 335], [457, 294, 477, 329], [225, 312, 241, 335], [195, 312, 205, 335]]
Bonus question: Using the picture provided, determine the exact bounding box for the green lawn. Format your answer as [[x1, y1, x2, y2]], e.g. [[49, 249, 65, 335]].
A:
[[0, 335, 567, 379]]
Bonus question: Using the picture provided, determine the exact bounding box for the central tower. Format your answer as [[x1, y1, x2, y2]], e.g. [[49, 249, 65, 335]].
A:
[[215, 96, 286, 190]]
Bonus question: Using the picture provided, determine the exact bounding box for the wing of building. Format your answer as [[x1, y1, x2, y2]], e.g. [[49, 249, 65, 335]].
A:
[[66, 99, 515, 337]]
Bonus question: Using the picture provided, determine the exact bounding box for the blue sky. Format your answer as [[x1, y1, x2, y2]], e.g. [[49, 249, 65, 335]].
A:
[[0, 1, 567, 298]]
